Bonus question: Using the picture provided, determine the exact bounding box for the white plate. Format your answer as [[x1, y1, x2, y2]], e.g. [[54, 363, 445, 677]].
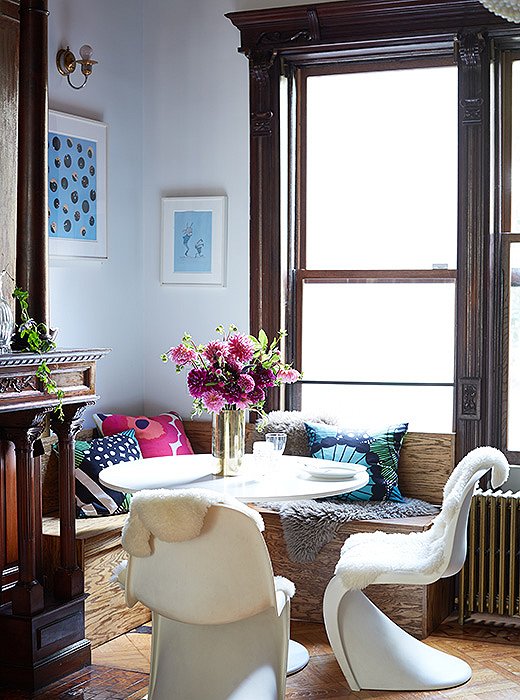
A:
[[300, 463, 365, 480]]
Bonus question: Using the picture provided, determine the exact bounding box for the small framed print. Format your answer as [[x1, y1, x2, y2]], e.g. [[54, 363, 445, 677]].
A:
[[48, 110, 107, 259], [161, 196, 227, 286]]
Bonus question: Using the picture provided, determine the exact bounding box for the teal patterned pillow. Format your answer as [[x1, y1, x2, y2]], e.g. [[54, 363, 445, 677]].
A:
[[304, 421, 408, 502]]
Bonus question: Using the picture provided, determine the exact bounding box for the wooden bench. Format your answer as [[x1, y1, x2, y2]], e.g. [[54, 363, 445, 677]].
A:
[[41, 421, 455, 646], [188, 421, 456, 639]]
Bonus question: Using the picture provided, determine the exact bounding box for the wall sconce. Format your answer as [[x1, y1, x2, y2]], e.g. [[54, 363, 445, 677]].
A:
[[56, 44, 97, 90]]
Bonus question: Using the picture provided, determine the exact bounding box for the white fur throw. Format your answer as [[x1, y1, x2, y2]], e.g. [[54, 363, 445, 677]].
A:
[[274, 575, 296, 599], [335, 446, 509, 591], [122, 488, 264, 557]]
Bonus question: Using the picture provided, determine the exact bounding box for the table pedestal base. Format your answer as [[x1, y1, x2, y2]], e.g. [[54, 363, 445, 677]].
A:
[[287, 639, 310, 675]]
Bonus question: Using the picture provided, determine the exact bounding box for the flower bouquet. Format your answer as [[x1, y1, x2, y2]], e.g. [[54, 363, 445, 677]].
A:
[[162, 324, 301, 475]]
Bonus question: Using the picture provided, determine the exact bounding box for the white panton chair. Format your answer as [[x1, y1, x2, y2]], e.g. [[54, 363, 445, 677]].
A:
[[121, 488, 293, 700], [323, 446, 509, 692]]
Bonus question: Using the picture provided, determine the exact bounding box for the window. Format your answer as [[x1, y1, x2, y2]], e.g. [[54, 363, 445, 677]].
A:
[[499, 52, 520, 461], [228, 0, 520, 459], [295, 63, 458, 431]]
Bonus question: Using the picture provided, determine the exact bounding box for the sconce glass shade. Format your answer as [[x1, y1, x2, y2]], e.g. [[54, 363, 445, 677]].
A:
[[79, 44, 94, 61], [479, 0, 520, 22]]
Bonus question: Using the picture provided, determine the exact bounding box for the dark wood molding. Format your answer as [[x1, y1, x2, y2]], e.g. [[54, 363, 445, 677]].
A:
[[0, 0, 20, 21], [227, 0, 516, 56], [455, 31, 492, 462], [247, 49, 283, 411], [16, 0, 49, 328]]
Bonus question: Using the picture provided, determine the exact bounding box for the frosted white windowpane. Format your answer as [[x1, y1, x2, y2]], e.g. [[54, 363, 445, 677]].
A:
[[301, 384, 453, 433], [306, 66, 458, 269], [512, 62, 520, 232], [301, 282, 455, 383], [508, 243, 520, 451]]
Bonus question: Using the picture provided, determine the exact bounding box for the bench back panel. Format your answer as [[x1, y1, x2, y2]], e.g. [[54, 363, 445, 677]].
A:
[[183, 421, 455, 505]]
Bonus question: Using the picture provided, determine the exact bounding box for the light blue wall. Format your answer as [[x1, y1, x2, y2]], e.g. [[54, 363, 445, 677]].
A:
[[48, 0, 144, 423]]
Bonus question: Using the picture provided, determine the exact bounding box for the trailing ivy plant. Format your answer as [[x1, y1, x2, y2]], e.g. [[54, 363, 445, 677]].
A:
[[12, 287, 64, 419]]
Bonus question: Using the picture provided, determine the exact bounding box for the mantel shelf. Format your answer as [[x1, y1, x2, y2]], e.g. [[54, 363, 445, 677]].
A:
[[0, 348, 110, 367]]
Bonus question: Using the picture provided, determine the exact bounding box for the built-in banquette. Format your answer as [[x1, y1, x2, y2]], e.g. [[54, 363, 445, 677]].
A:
[[41, 420, 455, 649]]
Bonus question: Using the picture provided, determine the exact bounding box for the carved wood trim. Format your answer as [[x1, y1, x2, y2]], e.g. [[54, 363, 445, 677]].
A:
[[0, 375, 37, 393], [455, 32, 491, 461], [458, 378, 482, 420], [227, 1, 516, 55]]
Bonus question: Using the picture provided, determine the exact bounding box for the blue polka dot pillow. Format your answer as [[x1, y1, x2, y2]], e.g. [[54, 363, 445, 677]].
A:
[[304, 421, 408, 502], [73, 430, 142, 518]]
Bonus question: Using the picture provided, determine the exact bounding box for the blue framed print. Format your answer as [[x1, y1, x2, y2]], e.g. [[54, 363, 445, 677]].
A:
[[161, 196, 227, 286], [48, 111, 107, 258]]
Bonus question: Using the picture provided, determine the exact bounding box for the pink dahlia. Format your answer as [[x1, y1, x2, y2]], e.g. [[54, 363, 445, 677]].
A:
[[202, 389, 226, 413], [248, 387, 265, 404], [203, 340, 228, 364], [187, 368, 210, 398], [277, 367, 301, 383], [168, 343, 197, 366], [238, 374, 255, 393], [227, 333, 255, 364], [222, 385, 245, 404], [251, 367, 275, 388]]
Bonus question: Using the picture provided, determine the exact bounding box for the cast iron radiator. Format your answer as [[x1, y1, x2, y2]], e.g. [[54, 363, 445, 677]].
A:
[[458, 489, 520, 622]]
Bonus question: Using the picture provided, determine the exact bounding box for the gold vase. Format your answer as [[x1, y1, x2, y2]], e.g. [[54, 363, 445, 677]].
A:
[[212, 409, 245, 476]]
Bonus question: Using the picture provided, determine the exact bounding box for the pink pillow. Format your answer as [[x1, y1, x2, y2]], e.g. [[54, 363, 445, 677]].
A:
[[93, 411, 194, 459]]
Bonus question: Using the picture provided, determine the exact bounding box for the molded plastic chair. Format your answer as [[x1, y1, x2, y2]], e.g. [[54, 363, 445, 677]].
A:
[[323, 446, 509, 692], [123, 495, 291, 700]]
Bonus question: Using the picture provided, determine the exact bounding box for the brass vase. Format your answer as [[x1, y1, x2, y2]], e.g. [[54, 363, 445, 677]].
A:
[[212, 409, 245, 476]]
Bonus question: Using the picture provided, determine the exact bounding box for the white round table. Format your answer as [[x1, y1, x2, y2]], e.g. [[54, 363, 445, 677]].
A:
[[99, 453, 369, 501], [100, 452, 369, 675]]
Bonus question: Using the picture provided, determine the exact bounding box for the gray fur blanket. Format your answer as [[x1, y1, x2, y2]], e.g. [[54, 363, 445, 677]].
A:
[[261, 497, 439, 563], [254, 411, 440, 563]]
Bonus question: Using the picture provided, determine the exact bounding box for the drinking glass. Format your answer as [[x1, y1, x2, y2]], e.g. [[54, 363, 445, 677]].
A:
[[265, 432, 287, 457]]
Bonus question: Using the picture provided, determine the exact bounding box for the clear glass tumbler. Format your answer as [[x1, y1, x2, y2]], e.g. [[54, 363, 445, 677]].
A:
[[265, 432, 287, 458]]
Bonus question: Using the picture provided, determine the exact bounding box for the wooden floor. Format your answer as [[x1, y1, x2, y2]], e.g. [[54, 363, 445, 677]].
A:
[[2, 616, 520, 699]]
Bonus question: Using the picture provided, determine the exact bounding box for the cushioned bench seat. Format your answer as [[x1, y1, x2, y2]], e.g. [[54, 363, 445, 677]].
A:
[[40, 418, 456, 645]]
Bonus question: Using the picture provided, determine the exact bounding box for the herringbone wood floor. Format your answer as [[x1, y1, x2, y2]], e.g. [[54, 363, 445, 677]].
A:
[[2, 616, 520, 699]]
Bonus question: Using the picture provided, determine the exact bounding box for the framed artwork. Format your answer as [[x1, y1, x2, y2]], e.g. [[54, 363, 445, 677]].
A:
[[48, 110, 107, 258], [161, 196, 227, 286]]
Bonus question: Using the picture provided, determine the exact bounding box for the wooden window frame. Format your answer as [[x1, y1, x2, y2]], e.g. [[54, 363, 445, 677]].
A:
[[227, 0, 520, 461]]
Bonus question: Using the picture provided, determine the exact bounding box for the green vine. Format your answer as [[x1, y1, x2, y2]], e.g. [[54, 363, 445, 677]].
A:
[[12, 287, 64, 419]]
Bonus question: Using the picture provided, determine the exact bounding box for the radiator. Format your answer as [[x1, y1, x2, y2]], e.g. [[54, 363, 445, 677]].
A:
[[458, 489, 520, 623]]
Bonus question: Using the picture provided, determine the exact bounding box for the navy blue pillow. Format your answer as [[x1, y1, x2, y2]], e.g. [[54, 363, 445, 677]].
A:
[[304, 421, 408, 502], [73, 429, 142, 518]]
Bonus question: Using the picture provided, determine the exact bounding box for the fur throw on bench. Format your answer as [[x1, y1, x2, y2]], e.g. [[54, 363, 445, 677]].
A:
[[122, 488, 264, 557], [335, 446, 509, 591], [256, 411, 440, 563]]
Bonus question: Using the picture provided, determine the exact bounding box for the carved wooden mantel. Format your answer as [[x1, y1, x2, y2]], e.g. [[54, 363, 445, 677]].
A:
[[0, 348, 109, 690]]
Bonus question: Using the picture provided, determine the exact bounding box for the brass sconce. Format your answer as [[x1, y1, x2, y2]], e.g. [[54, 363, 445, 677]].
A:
[[56, 44, 97, 90]]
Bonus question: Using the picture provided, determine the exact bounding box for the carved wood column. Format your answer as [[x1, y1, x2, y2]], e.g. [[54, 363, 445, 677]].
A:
[[50, 403, 92, 601], [247, 47, 282, 403], [455, 32, 492, 462], [1, 409, 49, 615]]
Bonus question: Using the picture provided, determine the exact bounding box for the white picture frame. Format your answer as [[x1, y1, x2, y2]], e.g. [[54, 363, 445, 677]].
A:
[[161, 196, 227, 286], [48, 110, 107, 259]]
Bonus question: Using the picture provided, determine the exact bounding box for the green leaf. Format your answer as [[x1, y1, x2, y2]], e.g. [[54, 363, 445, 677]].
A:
[[258, 328, 268, 351]]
